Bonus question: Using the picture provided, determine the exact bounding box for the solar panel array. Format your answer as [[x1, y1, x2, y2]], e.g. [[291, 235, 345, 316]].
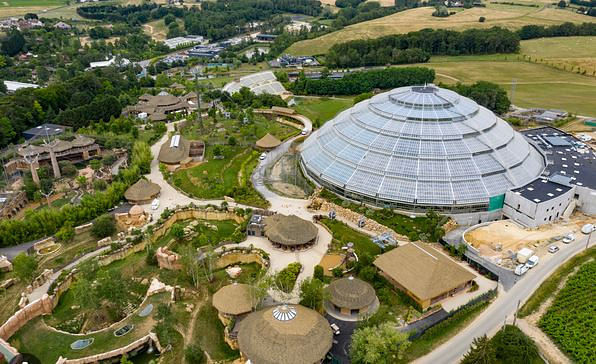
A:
[[222, 71, 286, 96], [301, 85, 545, 207]]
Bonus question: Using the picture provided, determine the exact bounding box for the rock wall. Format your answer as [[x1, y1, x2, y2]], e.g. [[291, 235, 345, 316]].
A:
[[97, 240, 148, 267], [74, 223, 93, 235], [156, 247, 182, 270], [0, 294, 53, 340], [216, 250, 269, 270], [56, 332, 163, 364]]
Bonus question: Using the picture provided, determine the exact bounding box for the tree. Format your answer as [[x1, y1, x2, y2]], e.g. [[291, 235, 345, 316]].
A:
[[0, 117, 16, 146], [461, 335, 496, 364], [213, 145, 223, 157], [479, 16, 486, 23], [170, 223, 184, 241], [350, 322, 410, 364], [91, 214, 117, 239], [76, 175, 88, 188], [120, 355, 133, 364], [299, 277, 328, 311], [557, 0, 567, 7], [185, 344, 205, 364], [72, 277, 98, 310], [55, 222, 75, 243], [1, 30, 25, 57], [228, 136, 237, 146], [180, 244, 202, 288], [89, 159, 101, 171], [132, 141, 152, 174], [313, 265, 325, 281], [13, 253, 38, 282]]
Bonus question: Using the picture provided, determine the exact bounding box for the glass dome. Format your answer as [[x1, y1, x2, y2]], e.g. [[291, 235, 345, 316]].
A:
[[300, 85, 545, 212]]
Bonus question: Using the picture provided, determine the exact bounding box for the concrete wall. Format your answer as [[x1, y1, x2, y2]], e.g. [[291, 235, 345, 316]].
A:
[[97, 240, 148, 267], [503, 188, 574, 228], [575, 186, 596, 215]]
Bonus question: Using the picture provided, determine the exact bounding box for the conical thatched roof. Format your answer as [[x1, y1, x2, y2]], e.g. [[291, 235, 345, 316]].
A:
[[124, 179, 160, 202], [264, 214, 318, 246], [237, 305, 333, 364], [255, 133, 281, 149], [158, 135, 190, 164], [212, 283, 257, 316], [327, 276, 376, 310]]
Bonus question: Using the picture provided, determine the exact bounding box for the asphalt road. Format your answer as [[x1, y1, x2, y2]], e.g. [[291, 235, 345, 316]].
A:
[[415, 235, 594, 364]]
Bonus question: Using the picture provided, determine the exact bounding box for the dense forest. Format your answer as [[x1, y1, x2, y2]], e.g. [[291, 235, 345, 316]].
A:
[[325, 27, 520, 67], [445, 81, 511, 114], [517, 22, 596, 40], [289, 67, 435, 95]]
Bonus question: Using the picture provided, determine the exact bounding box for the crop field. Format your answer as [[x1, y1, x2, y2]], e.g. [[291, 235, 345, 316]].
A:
[[403, 55, 596, 116], [287, 6, 596, 55], [538, 260, 595, 364], [521, 36, 596, 77]]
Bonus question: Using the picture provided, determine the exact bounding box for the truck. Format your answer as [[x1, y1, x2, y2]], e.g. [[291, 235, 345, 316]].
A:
[[517, 247, 534, 264]]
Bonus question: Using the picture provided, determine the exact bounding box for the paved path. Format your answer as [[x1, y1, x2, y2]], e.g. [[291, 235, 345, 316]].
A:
[[27, 246, 110, 302], [415, 236, 594, 364]]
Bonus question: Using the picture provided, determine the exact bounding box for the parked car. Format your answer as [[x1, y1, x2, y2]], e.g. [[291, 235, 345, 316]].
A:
[[259, 152, 267, 161], [330, 323, 341, 335], [525, 255, 539, 268], [562, 234, 575, 244], [548, 245, 560, 254], [301, 128, 308, 135], [515, 264, 529, 276], [151, 198, 160, 210], [581, 223, 595, 234]]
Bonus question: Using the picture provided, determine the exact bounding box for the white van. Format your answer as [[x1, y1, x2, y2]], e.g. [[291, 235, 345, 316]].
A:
[[525, 255, 539, 269], [515, 264, 529, 276]]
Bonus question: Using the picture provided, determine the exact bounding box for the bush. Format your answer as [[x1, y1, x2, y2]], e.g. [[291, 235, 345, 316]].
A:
[[313, 265, 325, 281], [55, 222, 75, 243], [479, 16, 486, 22], [275, 262, 302, 293], [332, 267, 343, 277], [91, 214, 117, 239], [13, 253, 38, 282]]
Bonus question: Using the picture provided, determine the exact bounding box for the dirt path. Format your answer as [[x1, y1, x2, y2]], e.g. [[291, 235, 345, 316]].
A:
[[183, 300, 204, 347]]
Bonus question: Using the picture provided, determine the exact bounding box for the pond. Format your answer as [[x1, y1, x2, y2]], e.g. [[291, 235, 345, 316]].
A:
[[138, 304, 153, 317], [114, 324, 134, 337], [70, 338, 94, 350]]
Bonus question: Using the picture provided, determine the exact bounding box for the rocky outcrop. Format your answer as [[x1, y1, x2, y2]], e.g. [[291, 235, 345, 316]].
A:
[[156, 247, 182, 271], [0, 294, 53, 340]]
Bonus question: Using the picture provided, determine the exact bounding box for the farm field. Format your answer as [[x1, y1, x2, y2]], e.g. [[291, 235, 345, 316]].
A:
[[520, 36, 596, 77], [538, 260, 595, 364], [405, 56, 596, 116], [287, 6, 596, 55]]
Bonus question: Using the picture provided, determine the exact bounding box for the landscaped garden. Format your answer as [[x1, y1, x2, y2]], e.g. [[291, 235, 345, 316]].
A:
[[319, 217, 381, 256], [539, 259, 595, 363]]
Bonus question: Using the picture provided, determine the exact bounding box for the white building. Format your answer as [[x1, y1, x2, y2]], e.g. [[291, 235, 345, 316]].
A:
[[89, 56, 131, 69], [3, 80, 39, 93]]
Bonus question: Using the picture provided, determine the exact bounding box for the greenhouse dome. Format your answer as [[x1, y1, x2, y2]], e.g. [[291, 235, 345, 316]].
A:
[[300, 85, 545, 213]]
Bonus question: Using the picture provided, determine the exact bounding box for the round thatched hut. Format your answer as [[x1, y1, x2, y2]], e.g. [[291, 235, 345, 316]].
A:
[[124, 179, 160, 204], [263, 214, 318, 250], [255, 133, 282, 150], [237, 305, 333, 364], [212, 283, 257, 324], [325, 276, 378, 319]]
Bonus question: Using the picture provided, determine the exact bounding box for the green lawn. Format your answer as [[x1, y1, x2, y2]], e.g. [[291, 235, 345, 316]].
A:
[[191, 304, 239, 362], [3, 0, 66, 6], [319, 217, 381, 256], [10, 292, 170, 364], [292, 96, 354, 126], [172, 146, 269, 208]]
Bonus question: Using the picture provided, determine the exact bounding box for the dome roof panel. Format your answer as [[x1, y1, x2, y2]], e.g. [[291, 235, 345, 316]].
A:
[[300, 85, 544, 208]]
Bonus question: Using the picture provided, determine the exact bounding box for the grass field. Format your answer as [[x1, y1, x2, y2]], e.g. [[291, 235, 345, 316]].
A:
[[400, 54, 596, 117], [287, 6, 596, 55], [520, 36, 596, 77], [292, 96, 354, 125]]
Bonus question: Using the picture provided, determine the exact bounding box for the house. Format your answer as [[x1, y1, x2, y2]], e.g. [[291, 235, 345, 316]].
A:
[[54, 22, 71, 30], [373, 243, 476, 309], [4, 80, 39, 93]]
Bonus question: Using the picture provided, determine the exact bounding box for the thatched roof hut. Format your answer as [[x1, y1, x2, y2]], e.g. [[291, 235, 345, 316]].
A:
[[327, 276, 376, 311], [124, 179, 160, 203], [237, 305, 333, 364], [264, 214, 318, 247], [158, 135, 190, 164], [255, 133, 282, 150], [212, 283, 257, 316]]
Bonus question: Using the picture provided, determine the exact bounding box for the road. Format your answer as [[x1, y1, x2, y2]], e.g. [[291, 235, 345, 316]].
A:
[[415, 235, 594, 364]]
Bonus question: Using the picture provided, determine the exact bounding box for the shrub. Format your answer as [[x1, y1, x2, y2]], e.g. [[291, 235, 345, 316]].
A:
[[479, 16, 486, 22], [55, 222, 75, 243], [313, 265, 325, 281], [275, 262, 302, 293], [13, 253, 38, 282], [332, 267, 343, 277], [91, 214, 117, 239]]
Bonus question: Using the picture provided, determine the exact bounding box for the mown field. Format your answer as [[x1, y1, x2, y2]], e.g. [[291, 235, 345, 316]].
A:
[[520, 36, 596, 77], [292, 96, 354, 125], [397, 53, 596, 116], [287, 6, 596, 56], [538, 259, 595, 364]]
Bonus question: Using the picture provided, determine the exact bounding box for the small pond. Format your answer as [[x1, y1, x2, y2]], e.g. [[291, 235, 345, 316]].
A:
[[138, 304, 153, 317], [114, 324, 134, 337], [70, 338, 94, 350]]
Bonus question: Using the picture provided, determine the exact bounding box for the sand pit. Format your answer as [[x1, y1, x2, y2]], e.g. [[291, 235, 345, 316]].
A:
[[318, 254, 344, 276]]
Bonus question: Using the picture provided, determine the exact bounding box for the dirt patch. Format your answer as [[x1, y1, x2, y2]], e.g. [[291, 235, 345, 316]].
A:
[[265, 153, 313, 199], [318, 254, 344, 276]]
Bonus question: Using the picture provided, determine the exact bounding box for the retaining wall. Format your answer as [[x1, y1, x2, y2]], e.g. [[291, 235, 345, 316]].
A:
[[152, 208, 245, 242], [0, 294, 53, 340]]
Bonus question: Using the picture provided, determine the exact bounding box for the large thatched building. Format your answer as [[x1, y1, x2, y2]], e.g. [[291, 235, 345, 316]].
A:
[[325, 276, 378, 319], [124, 179, 161, 204], [237, 305, 333, 364], [374, 243, 476, 309], [124, 93, 193, 121], [212, 283, 257, 324], [263, 214, 318, 250]]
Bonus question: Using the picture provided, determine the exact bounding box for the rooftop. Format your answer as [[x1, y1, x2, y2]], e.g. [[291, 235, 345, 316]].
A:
[[158, 135, 191, 164], [124, 179, 160, 202], [522, 127, 596, 191], [326, 276, 377, 310], [511, 177, 572, 203], [255, 133, 282, 149], [212, 283, 257, 316], [263, 214, 318, 246], [237, 305, 333, 364], [373, 242, 476, 301]]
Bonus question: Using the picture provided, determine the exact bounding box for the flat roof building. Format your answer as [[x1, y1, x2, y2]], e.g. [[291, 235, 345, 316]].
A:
[[374, 243, 476, 309]]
